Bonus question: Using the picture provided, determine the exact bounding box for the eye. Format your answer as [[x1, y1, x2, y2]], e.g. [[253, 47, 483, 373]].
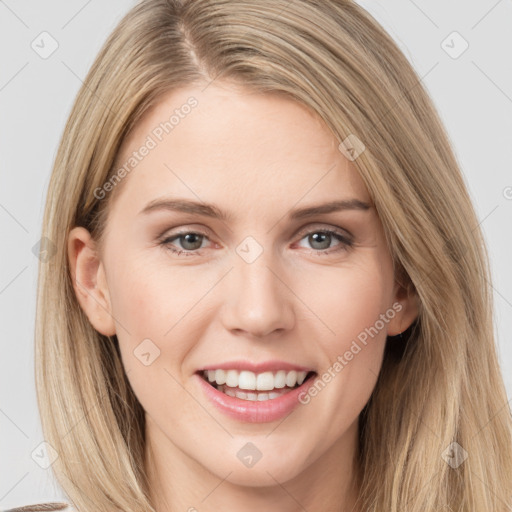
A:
[[295, 227, 353, 255], [159, 226, 353, 257], [159, 231, 211, 256]]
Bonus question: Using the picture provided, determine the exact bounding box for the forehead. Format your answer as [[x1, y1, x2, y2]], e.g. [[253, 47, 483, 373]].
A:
[[110, 82, 370, 216]]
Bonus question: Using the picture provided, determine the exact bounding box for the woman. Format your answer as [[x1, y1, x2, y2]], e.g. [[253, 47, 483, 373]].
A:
[[16, 0, 512, 510]]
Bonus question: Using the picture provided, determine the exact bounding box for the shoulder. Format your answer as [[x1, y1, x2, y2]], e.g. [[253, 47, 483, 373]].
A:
[[3, 503, 73, 512]]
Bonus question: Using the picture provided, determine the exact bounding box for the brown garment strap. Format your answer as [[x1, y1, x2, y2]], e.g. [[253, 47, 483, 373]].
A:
[[3, 503, 70, 512]]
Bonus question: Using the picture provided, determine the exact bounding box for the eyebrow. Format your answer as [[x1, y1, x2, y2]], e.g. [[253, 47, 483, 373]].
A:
[[139, 197, 372, 222]]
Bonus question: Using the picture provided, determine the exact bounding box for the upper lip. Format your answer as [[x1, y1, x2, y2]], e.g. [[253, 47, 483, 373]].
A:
[[198, 360, 315, 373]]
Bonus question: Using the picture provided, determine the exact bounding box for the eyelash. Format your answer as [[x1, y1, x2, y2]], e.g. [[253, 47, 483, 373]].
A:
[[158, 226, 353, 257]]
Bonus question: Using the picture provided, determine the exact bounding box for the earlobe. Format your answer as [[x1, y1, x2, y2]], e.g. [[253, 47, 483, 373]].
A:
[[67, 227, 116, 336]]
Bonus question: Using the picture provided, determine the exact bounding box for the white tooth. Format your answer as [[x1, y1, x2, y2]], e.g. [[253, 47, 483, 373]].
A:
[[225, 369, 238, 387], [215, 369, 226, 385], [238, 371, 256, 390], [274, 370, 286, 388], [269, 392, 281, 399], [235, 391, 247, 399], [210, 368, 309, 393], [257, 393, 269, 401], [297, 371, 307, 385], [256, 371, 275, 391], [285, 370, 298, 387], [225, 388, 236, 397], [246, 393, 258, 401]]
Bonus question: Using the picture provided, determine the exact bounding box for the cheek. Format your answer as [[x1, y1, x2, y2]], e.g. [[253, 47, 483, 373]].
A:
[[106, 264, 198, 418], [298, 257, 392, 420], [306, 257, 393, 351], [106, 246, 195, 338], [104, 253, 193, 371]]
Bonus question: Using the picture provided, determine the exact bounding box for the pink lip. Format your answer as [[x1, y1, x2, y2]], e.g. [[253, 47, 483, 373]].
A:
[[198, 360, 314, 373], [195, 371, 317, 423]]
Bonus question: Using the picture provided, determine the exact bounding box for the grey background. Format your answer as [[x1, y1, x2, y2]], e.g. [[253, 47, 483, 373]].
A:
[[1, 0, 511, 506]]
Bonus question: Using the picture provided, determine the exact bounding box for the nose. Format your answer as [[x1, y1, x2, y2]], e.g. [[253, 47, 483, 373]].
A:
[[220, 250, 295, 338]]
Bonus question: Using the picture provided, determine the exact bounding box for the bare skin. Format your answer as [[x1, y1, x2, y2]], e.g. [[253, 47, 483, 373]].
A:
[[68, 81, 418, 512]]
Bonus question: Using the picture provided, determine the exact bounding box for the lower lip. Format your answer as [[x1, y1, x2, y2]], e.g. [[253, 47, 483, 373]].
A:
[[195, 372, 317, 423]]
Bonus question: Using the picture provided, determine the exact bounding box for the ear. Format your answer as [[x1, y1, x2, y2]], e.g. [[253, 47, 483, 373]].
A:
[[67, 227, 116, 336], [387, 278, 419, 336]]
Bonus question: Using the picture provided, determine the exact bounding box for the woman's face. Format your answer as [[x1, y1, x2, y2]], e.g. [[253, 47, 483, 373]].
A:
[[69, 82, 417, 493]]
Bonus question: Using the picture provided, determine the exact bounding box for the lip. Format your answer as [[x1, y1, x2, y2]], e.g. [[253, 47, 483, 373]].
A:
[[198, 360, 314, 373], [195, 370, 317, 423]]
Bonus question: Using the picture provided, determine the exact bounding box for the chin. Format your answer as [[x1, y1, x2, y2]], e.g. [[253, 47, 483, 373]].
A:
[[203, 444, 311, 487]]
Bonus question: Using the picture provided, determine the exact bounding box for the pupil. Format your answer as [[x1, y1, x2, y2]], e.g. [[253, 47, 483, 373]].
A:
[[182, 233, 202, 250], [310, 232, 330, 250]]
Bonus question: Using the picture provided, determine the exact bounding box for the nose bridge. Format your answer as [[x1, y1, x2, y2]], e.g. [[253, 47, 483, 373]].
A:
[[221, 238, 294, 337]]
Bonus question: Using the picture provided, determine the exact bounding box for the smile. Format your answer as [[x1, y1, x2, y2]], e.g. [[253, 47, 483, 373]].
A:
[[200, 369, 313, 401], [195, 364, 318, 423]]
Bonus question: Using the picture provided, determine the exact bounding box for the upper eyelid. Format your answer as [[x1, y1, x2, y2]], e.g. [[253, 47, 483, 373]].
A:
[[160, 222, 352, 239], [295, 223, 352, 238]]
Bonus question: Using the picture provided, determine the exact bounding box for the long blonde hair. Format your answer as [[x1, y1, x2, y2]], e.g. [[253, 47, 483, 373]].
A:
[[34, 0, 512, 511]]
